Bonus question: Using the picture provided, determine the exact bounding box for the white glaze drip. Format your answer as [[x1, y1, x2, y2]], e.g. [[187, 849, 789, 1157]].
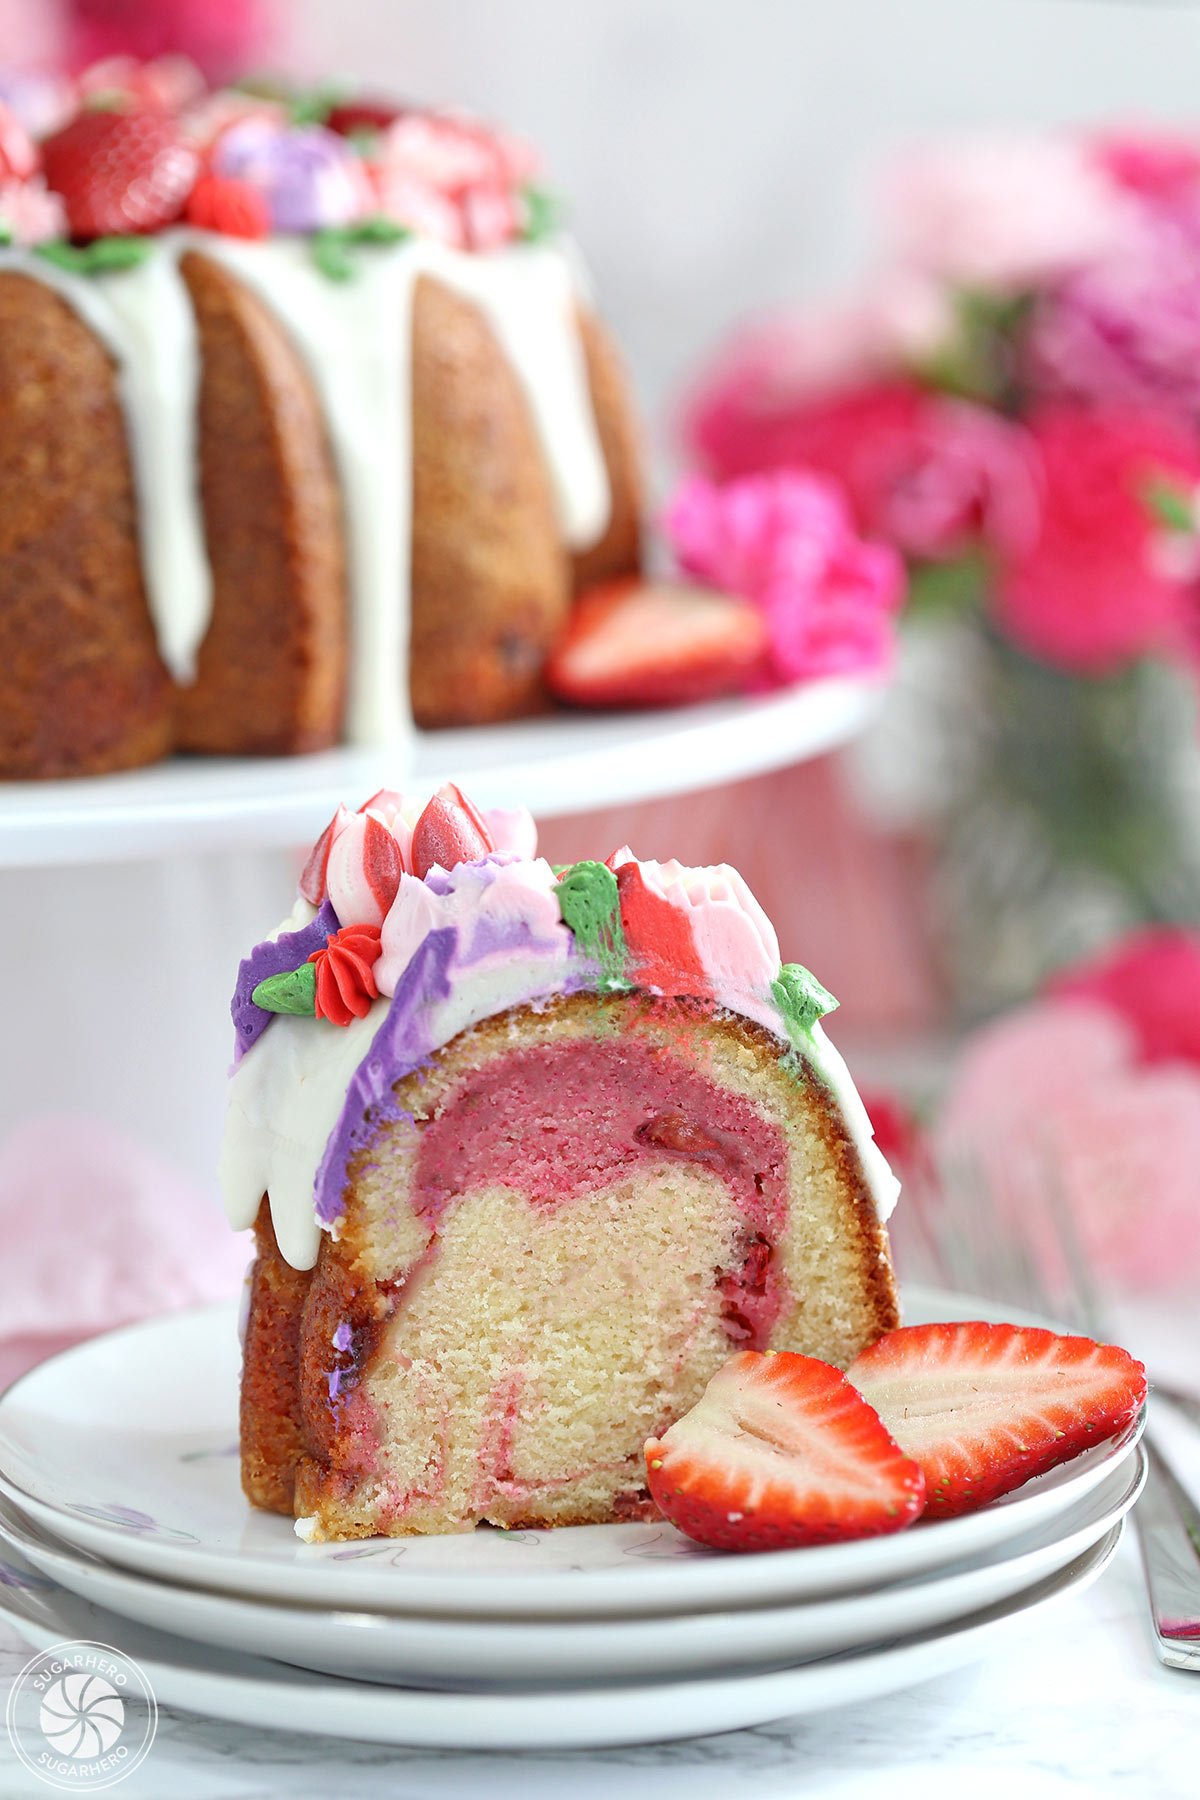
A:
[[0, 231, 610, 740], [0, 245, 207, 683]]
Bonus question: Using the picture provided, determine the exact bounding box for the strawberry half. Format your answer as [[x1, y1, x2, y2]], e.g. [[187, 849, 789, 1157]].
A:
[[644, 1351, 925, 1552], [848, 1322, 1147, 1518], [42, 107, 199, 240], [546, 580, 767, 710]]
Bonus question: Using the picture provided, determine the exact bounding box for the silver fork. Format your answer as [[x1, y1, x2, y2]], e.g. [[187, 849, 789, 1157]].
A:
[[894, 1137, 1200, 1671]]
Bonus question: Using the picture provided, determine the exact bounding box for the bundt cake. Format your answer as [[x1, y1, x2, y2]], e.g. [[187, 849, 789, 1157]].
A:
[[0, 67, 642, 778], [222, 784, 901, 1539]]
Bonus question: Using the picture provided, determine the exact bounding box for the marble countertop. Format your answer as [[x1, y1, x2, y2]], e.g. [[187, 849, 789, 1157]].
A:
[[0, 1530, 1192, 1800]]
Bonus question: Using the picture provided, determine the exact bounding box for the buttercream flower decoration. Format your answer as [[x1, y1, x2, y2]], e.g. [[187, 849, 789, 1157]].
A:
[[250, 923, 383, 1027], [309, 923, 384, 1026]]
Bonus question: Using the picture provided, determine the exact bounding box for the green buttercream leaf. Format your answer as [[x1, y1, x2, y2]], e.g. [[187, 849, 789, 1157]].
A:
[[350, 215, 411, 245], [556, 860, 630, 987], [35, 236, 155, 275], [1142, 477, 1196, 535], [0, 222, 10, 246], [288, 84, 343, 126], [772, 963, 839, 1043], [252, 961, 318, 1016], [521, 186, 561, 242], [311, 228, 356, 282]]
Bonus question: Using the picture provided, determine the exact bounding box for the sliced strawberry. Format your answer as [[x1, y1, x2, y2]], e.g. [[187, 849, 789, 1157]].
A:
[[546, 580, 767, 710], [410, 783, 495, 880], [644, 1351, 925, 1552], [41, 107, 198, 239], [848, 1322, 1147, 1518]]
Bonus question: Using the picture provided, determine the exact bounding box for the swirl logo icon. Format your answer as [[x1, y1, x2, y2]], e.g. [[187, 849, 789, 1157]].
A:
[[6, 1640, 157, 1790]]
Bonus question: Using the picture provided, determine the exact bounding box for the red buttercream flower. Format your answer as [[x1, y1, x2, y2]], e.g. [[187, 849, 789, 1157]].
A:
[[612, 858, 708, 995], [308, 923, 383, 1028]]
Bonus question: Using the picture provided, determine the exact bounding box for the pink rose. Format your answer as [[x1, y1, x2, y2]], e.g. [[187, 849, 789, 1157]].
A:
[[1090, 129, 1200, 202], [885, 134, 1130, 293], [665, 470, 905, 683], [1047, 927, 1200, 1068], [687, 378, 1040, 566], [994, 406, 1200, 672], [937, 998, 1200, 1291]]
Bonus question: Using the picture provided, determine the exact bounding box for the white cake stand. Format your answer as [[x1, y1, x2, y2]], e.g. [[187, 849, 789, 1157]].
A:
[[0, 679, 880, 1196]]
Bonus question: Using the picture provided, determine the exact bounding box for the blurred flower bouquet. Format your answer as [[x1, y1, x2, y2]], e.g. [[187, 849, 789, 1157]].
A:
[[683, 130, 1200, 1012]]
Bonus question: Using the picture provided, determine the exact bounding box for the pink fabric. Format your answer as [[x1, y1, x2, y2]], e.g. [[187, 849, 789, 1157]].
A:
[[937, 999, 1200, 1292], [0, 1117, 247, 1385]]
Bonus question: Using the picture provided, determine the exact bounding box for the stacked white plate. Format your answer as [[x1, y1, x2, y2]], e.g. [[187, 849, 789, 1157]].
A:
[[0, 1288, 1145, 1751]]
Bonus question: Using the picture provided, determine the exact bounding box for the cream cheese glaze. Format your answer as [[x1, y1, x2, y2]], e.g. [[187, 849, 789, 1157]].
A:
[[221, 801, 901, 1271], [0, 232, 610, 739]]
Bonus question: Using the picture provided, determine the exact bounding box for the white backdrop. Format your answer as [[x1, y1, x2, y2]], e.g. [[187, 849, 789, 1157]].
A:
[[294, 0, 1200, 427]]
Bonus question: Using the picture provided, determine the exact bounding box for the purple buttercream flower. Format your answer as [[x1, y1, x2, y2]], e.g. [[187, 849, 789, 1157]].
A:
[[231, 899, 339, 1059], [212, 119, 370, 232]]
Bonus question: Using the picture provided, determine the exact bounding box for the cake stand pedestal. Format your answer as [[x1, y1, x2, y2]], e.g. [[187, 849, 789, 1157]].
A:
[[0, 679, 882, 1197]]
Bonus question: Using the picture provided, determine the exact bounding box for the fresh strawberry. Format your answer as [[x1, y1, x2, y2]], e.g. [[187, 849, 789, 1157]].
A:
[[185, 171, 269, 239], [41, 107, 199, 239], [545, 580, 767, 710], [325, 100, 404, 138], [644, 1351, 925, 1552], [410, 783, 495, 879], [848, 1322, 1147, 1518]]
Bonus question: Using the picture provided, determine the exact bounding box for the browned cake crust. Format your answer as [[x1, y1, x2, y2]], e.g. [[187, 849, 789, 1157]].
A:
[[570, 307, 644, 595], [241, 994, 899, 1527], [408, 274, 570, 727], [0, 272, 173, 778], [175, 253, 348, 756]]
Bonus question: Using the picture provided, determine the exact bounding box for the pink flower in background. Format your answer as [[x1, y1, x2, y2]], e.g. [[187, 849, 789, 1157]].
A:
[[994, 406, 1200, 672], [1047, 927, 1200, 1067], [1090, 128, 1200, 201], [937, 998, 1200, 1291], [369, 111, 537, 251], [1027, 203, 1200, 426], [681, 277, 953, 472], [65, 0, 279, 84], [688, 377, 1041, 566], [884, 134, 1131, 293], [665, 470, 905, 683]]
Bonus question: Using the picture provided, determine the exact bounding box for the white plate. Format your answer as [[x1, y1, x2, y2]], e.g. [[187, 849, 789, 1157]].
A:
[[0, 1452, 1145, 1689], [0, 678, 879, 868], [0, 1527, 1122, 1750], [0, 1288, 1145, 1618]]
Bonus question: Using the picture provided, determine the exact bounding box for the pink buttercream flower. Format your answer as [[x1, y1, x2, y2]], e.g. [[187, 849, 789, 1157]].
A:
[[1047, 927, 1200, 1068], [994, 406, 1200, 672], [937, 998, 1200, 1291], [1026, 202, 1200, 426], [884, 134, 1131, 293], [212, 119, 371, 233], [76, 54, 206, 112], [180, 88, 287, 153], [0, 176, 68, 245], [686, 377, 1040, 566], [368, 110, 536, 251], [0, 101, 37, 183], [665, 470, 905, 684]]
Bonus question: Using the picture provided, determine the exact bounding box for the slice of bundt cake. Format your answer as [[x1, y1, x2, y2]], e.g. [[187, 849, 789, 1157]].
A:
[[223, 788, 900, 1539]]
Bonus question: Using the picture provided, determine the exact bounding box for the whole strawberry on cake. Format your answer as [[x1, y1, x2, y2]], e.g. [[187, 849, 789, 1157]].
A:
[[223, 785, 901, 1540]]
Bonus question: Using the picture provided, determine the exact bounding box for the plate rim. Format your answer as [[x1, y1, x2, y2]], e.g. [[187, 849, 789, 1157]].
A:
[[0, 1288, 1147, 1619]]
